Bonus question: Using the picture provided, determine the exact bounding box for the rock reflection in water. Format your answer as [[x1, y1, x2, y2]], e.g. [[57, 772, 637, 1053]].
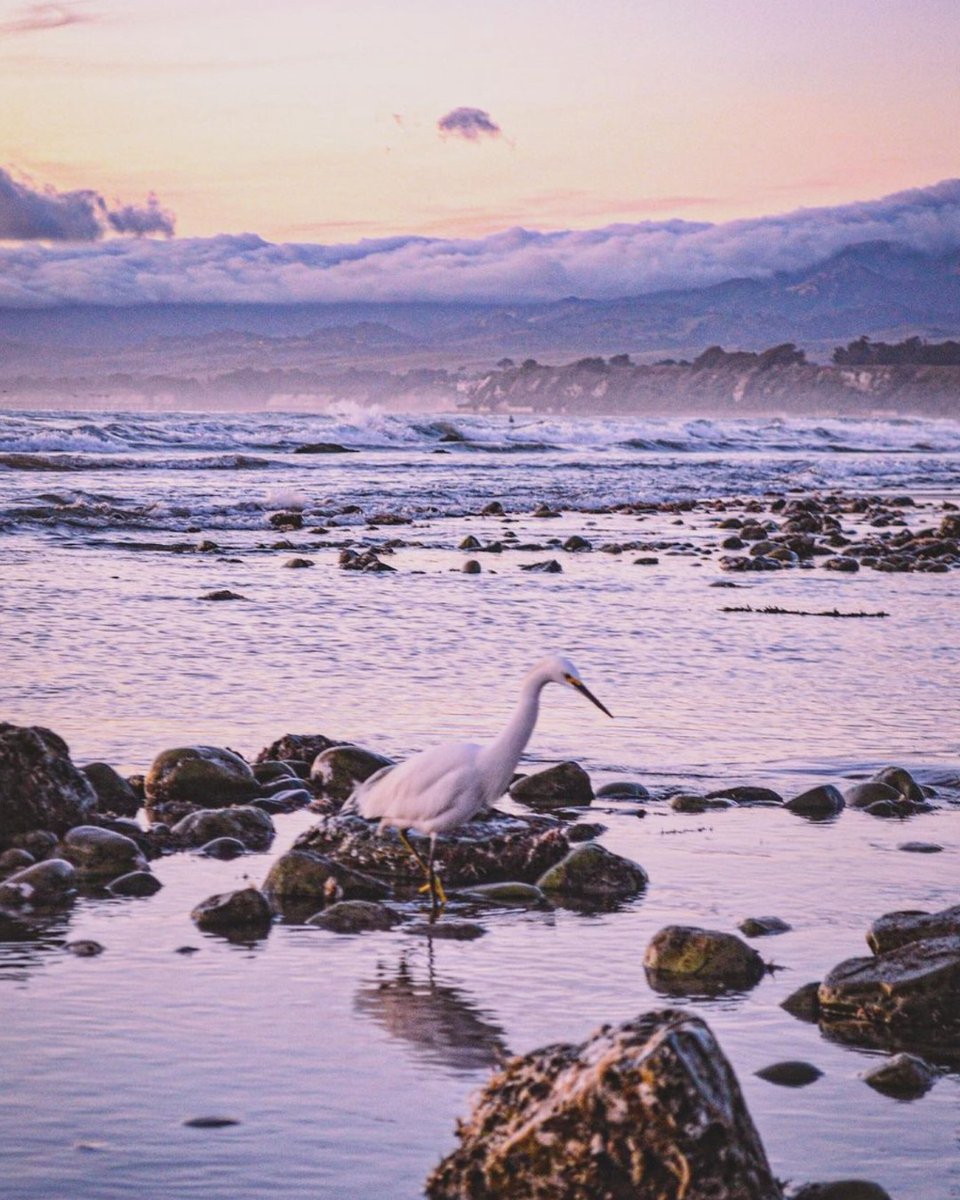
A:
[[355, 952, 508, 1073]]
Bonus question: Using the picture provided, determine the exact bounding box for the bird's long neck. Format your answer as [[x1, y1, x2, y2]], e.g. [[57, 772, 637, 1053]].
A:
[[477, 673, 545, 803]]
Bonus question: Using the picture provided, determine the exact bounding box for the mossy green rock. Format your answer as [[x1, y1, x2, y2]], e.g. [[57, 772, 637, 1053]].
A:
[[262, 848, 390, 912], [306, 900, 401, 933], [59, 825, 147, 879], [310, 745, 394, 803], [145, 746, 259, 813], [644, 925, 766, 991], [536, 842, 648, 900]]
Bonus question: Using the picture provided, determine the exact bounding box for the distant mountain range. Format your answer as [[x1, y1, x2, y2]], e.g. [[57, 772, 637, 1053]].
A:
[[1, 241, 959, 404]]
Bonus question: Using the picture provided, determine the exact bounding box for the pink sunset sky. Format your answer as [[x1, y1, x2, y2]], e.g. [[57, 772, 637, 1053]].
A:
[[0, 0, 959, 306]]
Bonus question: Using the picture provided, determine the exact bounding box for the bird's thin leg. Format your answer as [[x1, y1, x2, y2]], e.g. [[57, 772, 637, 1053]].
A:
[[397, 828, 429, 875], [426, 833, 447, 922]]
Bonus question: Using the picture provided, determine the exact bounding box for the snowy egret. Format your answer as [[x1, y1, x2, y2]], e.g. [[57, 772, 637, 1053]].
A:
[[343, 655, 612, 917]]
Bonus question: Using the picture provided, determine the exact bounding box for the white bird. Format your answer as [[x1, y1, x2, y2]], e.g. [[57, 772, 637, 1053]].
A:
[[342, 654, 613, 917]]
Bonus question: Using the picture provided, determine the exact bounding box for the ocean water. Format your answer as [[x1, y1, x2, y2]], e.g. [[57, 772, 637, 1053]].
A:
[[1, 407, 958, 1200]]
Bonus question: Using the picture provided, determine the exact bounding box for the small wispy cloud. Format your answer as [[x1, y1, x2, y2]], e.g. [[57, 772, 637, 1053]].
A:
[[0, 168, 175, 241], [437, 107, 502, 142], [0, 2, 93, 37]]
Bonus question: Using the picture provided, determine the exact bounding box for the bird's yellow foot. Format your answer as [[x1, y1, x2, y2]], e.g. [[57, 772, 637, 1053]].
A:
[[418, 876, 448, 907]]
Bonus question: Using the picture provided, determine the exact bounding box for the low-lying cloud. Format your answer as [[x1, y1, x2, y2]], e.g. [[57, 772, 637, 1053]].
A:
[[0, 168, 176, 241], [1, 179, 959, 308], [437, 107, 502, 142]]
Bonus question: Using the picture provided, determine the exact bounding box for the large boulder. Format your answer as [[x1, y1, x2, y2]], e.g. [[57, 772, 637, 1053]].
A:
[[295, 810, 571, 890], [867, 905, 960, 955], [0, 724, 98, 847], [145, 746, 259, 816], [310, 745, 394, 803], [81, 762, 140, 818], [58, 825, 148, 879], [171, 806, 275, 851], [426, 1009, 781, 1200], [510, 761, 594, 809], [536, 842, 648, 900], [644, 926, 766, 993]]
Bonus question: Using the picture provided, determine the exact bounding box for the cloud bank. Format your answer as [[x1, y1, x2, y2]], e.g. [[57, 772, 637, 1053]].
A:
[[437, 107, 502, 142], [1, 179, 959, 308], [0, 168, 176, 242]]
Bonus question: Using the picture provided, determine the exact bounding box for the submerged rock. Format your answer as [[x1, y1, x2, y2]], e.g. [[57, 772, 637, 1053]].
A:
[[59, 825, 147, 879], [407, 919, 486, 940], [596, 780, 650, 800], [191, 886, 273, 935], [755, 1060, 822, 1087], [306, 900, 401, 934], [296, 809, 571, 891], [536, 842, 648, 900], [425, 1008, 781, 1200], [310, 745, 394, 803], [107, 870, 163, 897], [705, 785, 784, 806], [145, 746, 259, 814], [171, 806, 275, 852], [0, 857, 77, 908], [460, 881, 546, 905], [739, 916, 792, 937], [81, 762, 140, 817], [198, 837, 248, 860], [0, 723, 98, 847], [510, 760, 594, 809], [788, 1182, 892, 1200], [866, 904, 960, 955], [644, 925, 766, 992]]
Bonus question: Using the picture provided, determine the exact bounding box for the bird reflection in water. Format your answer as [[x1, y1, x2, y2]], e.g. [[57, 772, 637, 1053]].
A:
[[355, 949, 509, 1073]]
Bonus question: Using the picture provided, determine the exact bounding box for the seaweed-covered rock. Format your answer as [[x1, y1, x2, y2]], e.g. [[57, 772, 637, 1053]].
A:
[[510, 760, 593, 809], [191, 886, 273, 935], [0, 724, 98, 847], [867, 905, 960, 955], [425, 1008, 781, 1200], [295, 810, 570, 890], [310, 745, 394, 803], [0, 858, 77, 908], [784, 785, 845, 818], [145, 746, 259, 815], [536, 842, 648, 900], [255, 733, 342, 764], [818, 936, 960, 1050], [59, 825, 148, 879], [644, 926, 766, 993], [170, 806, 275, 852], [81, 762, 140, 817], [307, 900, 401, 933], [262, 848, 389, 914]]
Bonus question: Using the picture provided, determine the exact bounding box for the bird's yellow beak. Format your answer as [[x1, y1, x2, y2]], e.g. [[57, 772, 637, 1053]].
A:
[[565, 674, 614, 718]]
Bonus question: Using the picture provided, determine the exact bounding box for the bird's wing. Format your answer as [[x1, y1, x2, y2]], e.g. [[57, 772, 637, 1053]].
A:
[[348, 740, 484, 830]]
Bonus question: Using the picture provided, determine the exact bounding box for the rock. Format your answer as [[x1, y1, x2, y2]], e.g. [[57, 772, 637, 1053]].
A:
[[861, 1052, 937, 1096], [310, 745, 394, 803], [59, 826, 147, 879], [866, 904, 960, 955], [282, 556, 314, 568], [480, 500, 504, 515], [784, 784, 845, 818], [510, 761, 593, 809], [251, 760, 298, 784], [0, 858, 77, 907], [562, 535, 591, 552], [9, 830, 58, 860], [897, 841, 943, 853], [190, 886, 273, 935], [537, 842, 648, 901], [519, 558, 563, 572], [255, 733, 341, 764], [644, 926, 766, 992], [407, 920, 486, 940], [198, 837, 248, 860], [755, 1060, 822, 1087], [843, 781, 901, 809], [66, 939, 105, 957], [81, 762, 140, 817], [789, 1182, 892, 1200], [706, 785, 784, 806], [199, 590, 246, 601], [461, 558, 482, 574], [262, 848, 389, 914], [183, 1114, 241, 1128], [739, 916, 792, 937], [171, 806, 275, 851], [107, 870, 163, 897], [306, 900, 401, 933], [145, 746, 259, 814], [567, 821, 607, 841], [293, 442, 355, 454], [669, 793, 729, 813], [296, 809, 570, 890], [822, 556, 860, 572], [781, 981, 821, 1023], [460, 881, 545, 904], [0, 723, 98, 847], [425, 1008, 780, 1200], [0, 848, 35, 878], [818, 935, 960, 1048], [339, 548, 395, 572], [872, 765, 926, 804], [596, 780, 650, 800]]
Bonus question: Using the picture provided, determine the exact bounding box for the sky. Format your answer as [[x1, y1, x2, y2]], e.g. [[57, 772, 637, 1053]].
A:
[[0, 0, 959, 305]]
